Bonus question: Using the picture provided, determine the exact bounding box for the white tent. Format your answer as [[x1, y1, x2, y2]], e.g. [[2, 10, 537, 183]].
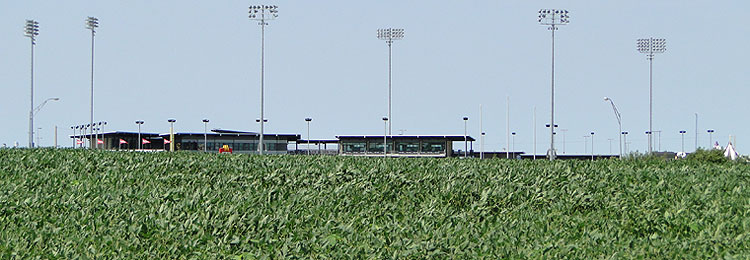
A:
[[724, 142, 739, 160]]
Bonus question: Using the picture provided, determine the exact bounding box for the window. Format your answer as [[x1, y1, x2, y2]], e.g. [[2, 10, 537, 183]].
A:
[[342, 142, 366, 153], [396, 142, 419, 153], [367, 141, 392, 153], [421, 141, 445, 153]]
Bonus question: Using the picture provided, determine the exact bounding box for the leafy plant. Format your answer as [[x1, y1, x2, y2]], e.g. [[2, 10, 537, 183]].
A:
[[686, 148, 728, 163], [0, 149, 748, 258]]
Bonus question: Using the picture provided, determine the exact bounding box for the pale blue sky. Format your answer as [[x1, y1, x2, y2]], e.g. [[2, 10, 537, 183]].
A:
[[1, 0, 747, 155]]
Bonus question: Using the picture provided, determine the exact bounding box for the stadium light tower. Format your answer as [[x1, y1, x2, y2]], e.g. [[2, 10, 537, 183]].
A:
[[637, 37, 666, 155], [538, 9, 569, 160], [249, 5, 278, 155], [24, 19, 39, 148], [86, 16, 99, 149], [377, 28, 404, 136], [604, 97, 622, 158]]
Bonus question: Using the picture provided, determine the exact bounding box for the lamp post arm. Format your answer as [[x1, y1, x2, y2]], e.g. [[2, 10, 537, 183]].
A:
[[608, 99, 621, 125], [33, 98, 58, 116]]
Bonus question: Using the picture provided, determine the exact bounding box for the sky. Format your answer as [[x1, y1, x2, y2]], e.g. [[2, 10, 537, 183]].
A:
[[1, 0, 748, 155]]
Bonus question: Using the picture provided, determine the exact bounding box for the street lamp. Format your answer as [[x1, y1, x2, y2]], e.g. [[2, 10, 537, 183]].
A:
[[707, 129, 715, 148], [249, 5, 279, 155], [382, 117, 388, 156], [590, 131, 595, 161], [645, 131, 651, 152], [679, 130, 687, 153], [33, 97, 60, 146], [481, 132, 486, 159], [79, 125, 85, 148], [305, 117, 312, 155], [85, 124, 91, 147], [604, 97, 623, 158], [36, 127, 42, 147], [538, 9, 569, 160], [135, 120, 144, 150], [202, 119, 209, 152], [463, 117, 469, 158], [511, 132, 516, 159], [70, 126, 76, 147], [377, 28, 405, 136], [637, 37, 666, 155], [86, 16, 99, 149], [622, 131, 629, 154], [24, 19, 39, 148], [255, 118, 268, 153], [167, 118, 176, 152]]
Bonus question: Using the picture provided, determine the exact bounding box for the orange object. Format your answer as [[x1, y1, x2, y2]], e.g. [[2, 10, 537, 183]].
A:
[[219, 144, 233, 154]]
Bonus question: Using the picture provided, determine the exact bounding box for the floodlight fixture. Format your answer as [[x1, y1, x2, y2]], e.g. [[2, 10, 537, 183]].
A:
[[85, 17, 99, 33], [537, 9, 570, 26], [24, 20, 39, 44]]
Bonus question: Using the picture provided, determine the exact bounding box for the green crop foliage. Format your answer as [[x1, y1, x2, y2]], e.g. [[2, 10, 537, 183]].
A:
[[0, 149, 749, 258]]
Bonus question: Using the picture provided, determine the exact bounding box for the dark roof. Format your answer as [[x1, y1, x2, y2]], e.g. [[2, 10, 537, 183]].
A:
[[159, 132, 300, 141], [336, 135, 476, 142], [297, 139, 339, 144], [211, 129, 257, 134], [70, 131, 160, 138]]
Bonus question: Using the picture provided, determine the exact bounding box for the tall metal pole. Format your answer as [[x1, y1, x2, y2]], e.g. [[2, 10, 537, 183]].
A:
[[637, 38, 666, 155], [463, 117, 469, 158], [382, 117, 388, 157], [168, 119, 176, 152], [538, 9, 570, 161], [592, 134, 596, 159], [29, 41, 34, 148], [250, 5, 278, 155], [388, 41, 392, 136], [694, 113, 698, 151], [86, 17, 99, 147], [538, 9, 569, 160], [550, 25, 556, 160], [605, 97, 623, 158], [305, 117, 312, 155], [680, 130, 686, 153], [136, 121, 143, 150], [480, 104, 483, 159], [533, 106, 537, 160], [511, 132, 516, 158], [649, 56, 653, 154], [506, 96, 510, 159], [377, 28, 404, 136], [203, 119, 209, 152], [259, 20, 265, 155], [25, 20, 39, 148]]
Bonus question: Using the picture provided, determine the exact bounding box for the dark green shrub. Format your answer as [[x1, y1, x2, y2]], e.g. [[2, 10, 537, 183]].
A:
[[686, 148, 728, 163]]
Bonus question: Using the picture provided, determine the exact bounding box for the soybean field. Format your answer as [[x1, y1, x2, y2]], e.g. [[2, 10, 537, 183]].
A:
[[1, 149, 749, 258]]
